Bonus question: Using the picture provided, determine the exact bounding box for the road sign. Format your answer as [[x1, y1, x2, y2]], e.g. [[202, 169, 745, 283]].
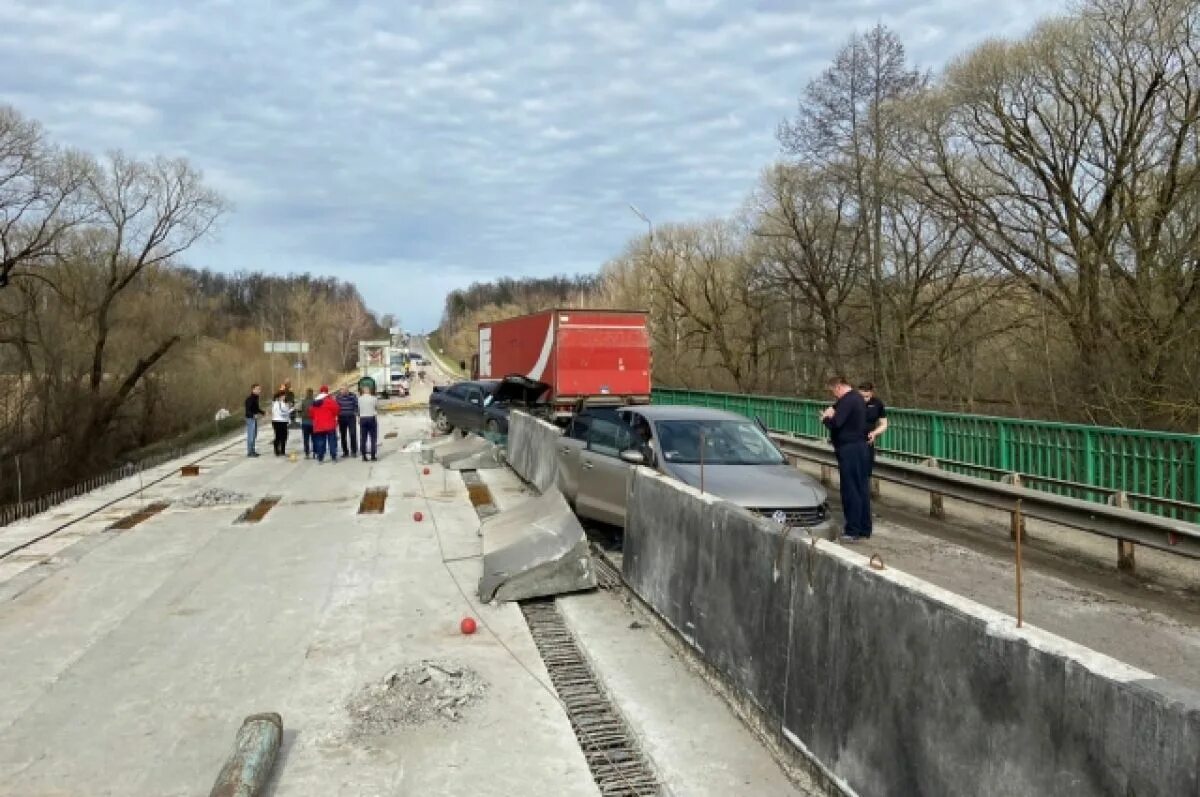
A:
[[264, 341, 309, 354]]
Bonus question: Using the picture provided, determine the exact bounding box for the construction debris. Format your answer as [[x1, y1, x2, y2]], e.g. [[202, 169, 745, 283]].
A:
[[179, 488, 251, 508], [347, 660, 488, 736]]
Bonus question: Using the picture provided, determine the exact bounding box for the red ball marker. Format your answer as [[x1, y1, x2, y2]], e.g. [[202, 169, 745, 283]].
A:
[[460, 617, 477, 635], [413, 511, 424, 522]]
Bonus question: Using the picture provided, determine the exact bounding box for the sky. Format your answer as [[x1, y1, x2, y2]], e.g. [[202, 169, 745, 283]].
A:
[[0, 0, 1061, 331]]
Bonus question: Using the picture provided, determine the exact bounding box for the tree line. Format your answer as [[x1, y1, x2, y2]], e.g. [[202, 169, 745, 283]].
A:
[[0, 105, 385, 504], [440, 0, 1200, 431]]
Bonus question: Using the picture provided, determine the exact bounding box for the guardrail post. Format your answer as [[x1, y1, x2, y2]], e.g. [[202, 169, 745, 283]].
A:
[[1001, 473, 1026, 542], [1109, 491, 1136, 572], [923, 458, 945, 519], [1014, 498, 1024, 628]]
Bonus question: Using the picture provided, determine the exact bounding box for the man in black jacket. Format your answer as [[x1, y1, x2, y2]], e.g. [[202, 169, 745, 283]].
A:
[[821, 375, 872, 540], [244, 384, 264, 458]]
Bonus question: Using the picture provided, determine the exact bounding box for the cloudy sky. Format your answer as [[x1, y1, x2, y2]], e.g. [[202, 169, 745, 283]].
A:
[[0, 0, 1059, 330]]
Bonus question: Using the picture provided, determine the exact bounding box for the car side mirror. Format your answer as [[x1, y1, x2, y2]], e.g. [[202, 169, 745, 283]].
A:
[[619, 448, 646, 465]]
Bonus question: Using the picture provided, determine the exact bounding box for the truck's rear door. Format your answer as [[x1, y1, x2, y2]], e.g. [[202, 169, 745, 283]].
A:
[[554, 312, 651, 400]]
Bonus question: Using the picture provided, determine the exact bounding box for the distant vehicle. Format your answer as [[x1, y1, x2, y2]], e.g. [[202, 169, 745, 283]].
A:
[[472, 309, 651, 422], [429, 376, 550, 435], [358, 340, 394, 398], [558, 405, 830, 531]]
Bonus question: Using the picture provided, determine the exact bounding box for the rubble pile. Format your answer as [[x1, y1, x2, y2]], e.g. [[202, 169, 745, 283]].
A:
[[347, 660, 488, 735], [178, 488, 251, 508]]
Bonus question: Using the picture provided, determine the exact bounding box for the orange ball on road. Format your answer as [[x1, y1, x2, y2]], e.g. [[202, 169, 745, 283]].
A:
[[460, 617, 477, 635]]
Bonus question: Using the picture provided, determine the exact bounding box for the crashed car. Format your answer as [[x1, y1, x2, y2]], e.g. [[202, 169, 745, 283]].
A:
[[558, 405, 831, 532], [430, 375, 550, 435]]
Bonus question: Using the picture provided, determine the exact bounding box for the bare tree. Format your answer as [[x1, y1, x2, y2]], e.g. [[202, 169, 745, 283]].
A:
[[0, 105, 92, 288], [779, 25, 926, 389], [71, 153, 226, 448], [907, 0, 1200, 422], [753, 163, 866, 384]]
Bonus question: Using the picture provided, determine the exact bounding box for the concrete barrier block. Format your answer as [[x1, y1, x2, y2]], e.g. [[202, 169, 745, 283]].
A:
[[623, 468, 1200, 797], [478, 488, 596, 603], [424, 434, 492, 466], [507, 411, 563, 493], [445, 441, 506, 470]]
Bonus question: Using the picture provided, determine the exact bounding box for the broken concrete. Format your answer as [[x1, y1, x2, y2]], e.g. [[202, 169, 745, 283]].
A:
[[422, 434, 493, 466], [478, 488, 596, 603], [178, 488, 251, 508], [445, 441, 506, 471], [346, 660, 488, 735]]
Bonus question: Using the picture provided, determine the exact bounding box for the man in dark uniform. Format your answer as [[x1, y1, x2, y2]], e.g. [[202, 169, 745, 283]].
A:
[[821, 375, 872, 541], [859, 382, 888, 474]]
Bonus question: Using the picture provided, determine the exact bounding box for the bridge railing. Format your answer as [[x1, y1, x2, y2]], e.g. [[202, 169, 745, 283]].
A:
[[651, 387, 1200, 522]]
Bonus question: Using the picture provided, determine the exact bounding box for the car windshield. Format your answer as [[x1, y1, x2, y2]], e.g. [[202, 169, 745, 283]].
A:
[[654, 419, 785, 465]]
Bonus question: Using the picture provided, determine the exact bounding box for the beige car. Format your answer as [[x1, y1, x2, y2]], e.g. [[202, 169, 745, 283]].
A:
[[557, 405, 831, 531]]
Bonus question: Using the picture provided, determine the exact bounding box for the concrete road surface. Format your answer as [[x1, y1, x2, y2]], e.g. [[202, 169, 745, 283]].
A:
[[0, 413, 596, 796]]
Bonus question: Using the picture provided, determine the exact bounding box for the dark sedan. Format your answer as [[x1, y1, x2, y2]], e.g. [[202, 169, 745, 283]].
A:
[[430, 376, 549, 435]]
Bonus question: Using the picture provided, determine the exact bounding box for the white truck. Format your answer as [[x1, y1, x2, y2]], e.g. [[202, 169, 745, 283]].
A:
[[358, 340, 394, 397]]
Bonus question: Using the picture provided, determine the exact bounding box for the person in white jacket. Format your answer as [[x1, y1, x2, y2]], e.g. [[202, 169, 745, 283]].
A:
[[270, 389, 294, 456]]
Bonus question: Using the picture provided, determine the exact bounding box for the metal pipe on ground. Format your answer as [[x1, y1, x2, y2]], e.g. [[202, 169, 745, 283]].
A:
[[208, 712, 283, 797]]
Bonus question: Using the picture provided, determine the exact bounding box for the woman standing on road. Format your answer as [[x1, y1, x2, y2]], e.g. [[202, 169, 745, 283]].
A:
[[309, 385, 341, 463], [270, 389, 293, 456]]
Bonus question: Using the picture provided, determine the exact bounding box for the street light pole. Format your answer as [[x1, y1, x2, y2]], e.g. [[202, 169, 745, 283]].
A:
[[628, 203, 658, 340], [628, 203, 652, 244]]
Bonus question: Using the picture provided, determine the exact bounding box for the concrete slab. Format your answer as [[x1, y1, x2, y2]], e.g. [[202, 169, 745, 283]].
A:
[[477, 489, 596, 603], [0, 412, 597, 797], [558, 589, 818, 796]]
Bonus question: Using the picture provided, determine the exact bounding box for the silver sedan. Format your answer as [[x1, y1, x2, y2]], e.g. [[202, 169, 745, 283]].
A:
[[557, 405, 830, 531]]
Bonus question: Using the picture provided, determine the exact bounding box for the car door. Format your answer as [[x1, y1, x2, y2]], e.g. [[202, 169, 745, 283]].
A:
[[558, 410, 602, 502], [441, 384, 468, 427], [576, 415, 637, 526], [462, 384, 486, 431]]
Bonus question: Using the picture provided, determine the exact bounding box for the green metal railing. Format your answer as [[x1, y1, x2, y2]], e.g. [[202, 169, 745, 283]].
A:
[[651, 388, 1200, 521]]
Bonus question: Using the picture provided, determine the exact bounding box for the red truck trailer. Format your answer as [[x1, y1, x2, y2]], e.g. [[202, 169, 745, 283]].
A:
[[473, 309, 652, 419]]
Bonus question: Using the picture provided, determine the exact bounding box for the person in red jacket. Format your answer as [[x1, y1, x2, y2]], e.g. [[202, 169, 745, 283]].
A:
[[308, 385, 341, 463]]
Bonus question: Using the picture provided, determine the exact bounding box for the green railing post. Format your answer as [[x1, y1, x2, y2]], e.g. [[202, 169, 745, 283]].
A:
[[1084, 430, 1097, 502], [1193, 438, 1200, 523], [998, 422, 1011, 472], [931, 416, 945, 460]]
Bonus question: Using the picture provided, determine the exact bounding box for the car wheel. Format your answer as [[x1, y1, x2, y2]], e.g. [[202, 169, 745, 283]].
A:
[[433, 410, 451, 433]]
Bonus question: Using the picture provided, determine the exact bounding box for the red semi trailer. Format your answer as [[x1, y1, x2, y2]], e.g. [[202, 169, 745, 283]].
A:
[[473, 309, 652, 420]]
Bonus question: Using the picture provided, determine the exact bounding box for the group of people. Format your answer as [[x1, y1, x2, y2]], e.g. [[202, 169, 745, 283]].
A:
[[821, 378, 888, 543], [243, 381, 380, 463]]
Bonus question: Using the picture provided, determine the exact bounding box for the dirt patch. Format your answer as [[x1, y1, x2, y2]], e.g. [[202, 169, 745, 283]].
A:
[[236, 496, 280, 523], [347, 660, 488, 735], [358, 487, 388, 514], [466, 482, 494, 509], [108, 502, 171, 530]]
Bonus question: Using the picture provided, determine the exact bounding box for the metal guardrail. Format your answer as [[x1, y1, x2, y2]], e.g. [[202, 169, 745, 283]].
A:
[[0, 416, 244, 529], [653, 387, 1200, 522], [771, 433, 1200, 561]]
